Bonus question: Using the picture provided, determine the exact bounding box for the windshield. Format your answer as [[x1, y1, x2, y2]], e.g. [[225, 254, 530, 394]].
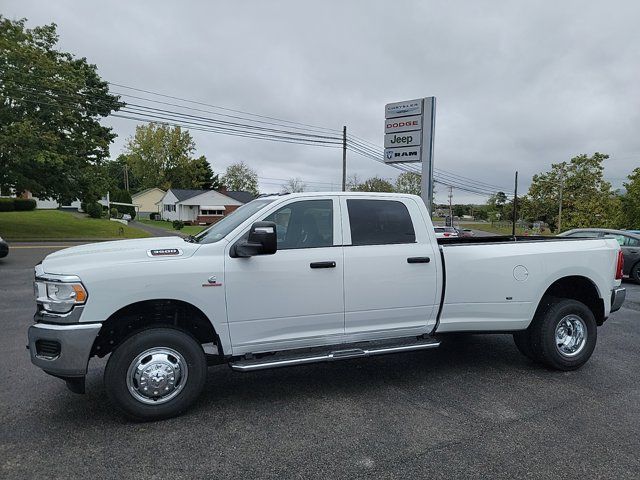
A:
[[193, 199, 275, 244]]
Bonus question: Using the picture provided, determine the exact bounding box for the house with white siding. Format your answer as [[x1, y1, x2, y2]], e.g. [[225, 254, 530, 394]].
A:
[[158, 189, 254, 224]]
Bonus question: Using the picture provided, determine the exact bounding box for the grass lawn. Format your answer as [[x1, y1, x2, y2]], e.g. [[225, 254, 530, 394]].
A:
[[463, 223, 553, 236], [0, 210, 150, 241], [138, 219, 206, 236]]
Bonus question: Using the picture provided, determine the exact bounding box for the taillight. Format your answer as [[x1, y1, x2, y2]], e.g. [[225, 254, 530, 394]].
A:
[[615, 250, 624, 280]]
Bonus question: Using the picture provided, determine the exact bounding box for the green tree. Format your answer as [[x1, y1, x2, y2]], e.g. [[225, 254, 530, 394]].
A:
[[352, 176, 395, 193], [222, 161, 259, 195], [522, 153, 619, 232], [0, 17, 123, 202], [621, 168, 640, 229], [120, 123, 217, 191], [110, 188, 136, 219], [395, 172, 421, 195], [486, 191, 508, 220]]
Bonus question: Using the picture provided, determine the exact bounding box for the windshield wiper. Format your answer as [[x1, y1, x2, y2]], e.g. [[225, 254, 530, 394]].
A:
[[183, 235, 198, 243]]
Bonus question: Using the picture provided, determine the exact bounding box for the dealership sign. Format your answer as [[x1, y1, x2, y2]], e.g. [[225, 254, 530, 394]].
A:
[[383, 97, 434, 165], [385, 99, 423, 118], [384, 146, 420, 161], [384, 114, 422, 134], [384, 97, 436, 212]]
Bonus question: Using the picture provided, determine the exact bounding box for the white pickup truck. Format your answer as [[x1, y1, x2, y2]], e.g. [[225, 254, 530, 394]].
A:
[[28, 192, 626, 420]]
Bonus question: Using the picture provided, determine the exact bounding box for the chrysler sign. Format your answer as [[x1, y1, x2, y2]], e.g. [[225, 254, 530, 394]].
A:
[[385, 99, 423, 119]]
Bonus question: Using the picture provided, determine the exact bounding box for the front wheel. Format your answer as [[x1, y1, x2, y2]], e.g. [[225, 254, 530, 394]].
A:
[[104, 328, 207, 421], [530, 299, 597, 371]]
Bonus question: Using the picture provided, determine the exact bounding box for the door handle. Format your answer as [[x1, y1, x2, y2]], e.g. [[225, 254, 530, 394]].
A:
[[310, 261, 336, 269], [407, 257, 430, 264]]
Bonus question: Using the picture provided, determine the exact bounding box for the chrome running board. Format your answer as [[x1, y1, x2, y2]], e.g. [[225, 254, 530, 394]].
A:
[[229, 337, 440, 372]]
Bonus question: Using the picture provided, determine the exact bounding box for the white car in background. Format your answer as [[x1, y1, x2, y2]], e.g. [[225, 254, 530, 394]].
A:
[[434, 226, 458, 238]]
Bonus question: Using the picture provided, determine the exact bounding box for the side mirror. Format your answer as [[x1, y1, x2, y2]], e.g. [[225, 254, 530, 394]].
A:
[[233, 221, 277, 258]]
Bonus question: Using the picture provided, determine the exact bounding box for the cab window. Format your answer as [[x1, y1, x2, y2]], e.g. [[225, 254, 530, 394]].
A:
[[263, 200, 333, 249], [347, 199, 416, 246]]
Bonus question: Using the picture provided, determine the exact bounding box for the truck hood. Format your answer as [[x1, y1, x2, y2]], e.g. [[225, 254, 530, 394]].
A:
[[42, 236, 203, 275]]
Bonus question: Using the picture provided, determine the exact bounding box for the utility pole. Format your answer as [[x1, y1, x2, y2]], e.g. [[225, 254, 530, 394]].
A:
[[342, 126, 347, 191], [511, 171, 518, 237], [124, 164, 130, 192], [448, 186, 453, 226], [558, 169, 565, 233]]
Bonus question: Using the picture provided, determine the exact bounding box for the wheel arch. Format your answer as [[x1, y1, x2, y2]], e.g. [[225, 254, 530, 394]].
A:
[[91, 299, 223, 358], [535, 275, 605, 326]]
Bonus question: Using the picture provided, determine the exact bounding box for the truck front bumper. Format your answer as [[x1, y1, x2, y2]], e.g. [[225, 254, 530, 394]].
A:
[[611, 287, 626, 313], [27, 322, 101, 378]]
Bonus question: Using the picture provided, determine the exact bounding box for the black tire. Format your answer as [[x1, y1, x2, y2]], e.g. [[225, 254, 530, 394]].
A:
[[530, 299, 597, 371], [631, 262, 640, 284], [104, 328, 207, 421], [513, 329, 535, 360]]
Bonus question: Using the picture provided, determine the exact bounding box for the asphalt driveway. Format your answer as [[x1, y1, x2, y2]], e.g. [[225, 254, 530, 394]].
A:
[[1, 244, 639, 479]]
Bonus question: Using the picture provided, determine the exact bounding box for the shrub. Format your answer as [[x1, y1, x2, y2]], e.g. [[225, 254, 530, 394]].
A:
[[0, 198, 15, 212], [172, 220, 184, 230], [149, 212, 160, 220], [86, 202, 103, 219], [13, 198, 37, 211], [110, 207, 119, 218]]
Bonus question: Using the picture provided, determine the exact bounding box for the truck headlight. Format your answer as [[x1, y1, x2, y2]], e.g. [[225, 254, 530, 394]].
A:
[[35, 281, 87, 314]]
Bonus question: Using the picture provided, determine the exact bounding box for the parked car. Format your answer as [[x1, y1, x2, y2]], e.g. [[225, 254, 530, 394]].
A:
[[559, 228, 640, 282], [434, 226, 458, 238], [455, 227, 474, 237], [28, 192, 625, 420], [0, 236, 8, 258]]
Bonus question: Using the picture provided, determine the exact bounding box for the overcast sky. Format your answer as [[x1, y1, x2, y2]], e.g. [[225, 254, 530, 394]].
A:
[[5, 1, 640, 202]]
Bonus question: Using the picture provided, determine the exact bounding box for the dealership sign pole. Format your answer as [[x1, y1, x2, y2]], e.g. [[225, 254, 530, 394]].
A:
[[384, 97, 436, 215]]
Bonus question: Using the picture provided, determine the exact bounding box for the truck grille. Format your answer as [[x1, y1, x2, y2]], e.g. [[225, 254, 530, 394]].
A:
[[35, 340, 61, 359]]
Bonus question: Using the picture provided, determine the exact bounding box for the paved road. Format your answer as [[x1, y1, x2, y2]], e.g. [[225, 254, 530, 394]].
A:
[[1, 245, 639, 479]]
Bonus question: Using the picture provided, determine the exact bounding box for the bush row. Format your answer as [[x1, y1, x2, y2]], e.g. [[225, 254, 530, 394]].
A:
[[0, 198, 37, 211]]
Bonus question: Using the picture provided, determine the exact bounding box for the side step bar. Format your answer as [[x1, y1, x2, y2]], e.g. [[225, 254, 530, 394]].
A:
[[229, 338, 440, 372]]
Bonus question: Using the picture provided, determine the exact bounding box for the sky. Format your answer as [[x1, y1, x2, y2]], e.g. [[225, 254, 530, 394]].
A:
[[4, 0, 640, 203]]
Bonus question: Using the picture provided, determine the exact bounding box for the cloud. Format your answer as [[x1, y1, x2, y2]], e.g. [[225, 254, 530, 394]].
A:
[[7, 0, 640, 202]]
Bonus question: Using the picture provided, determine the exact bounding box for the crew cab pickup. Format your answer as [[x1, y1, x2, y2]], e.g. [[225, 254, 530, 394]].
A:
[[28, 192, 626, 420]]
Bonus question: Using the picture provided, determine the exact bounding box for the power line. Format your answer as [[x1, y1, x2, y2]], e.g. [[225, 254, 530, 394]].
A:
[[0, 66, 342, 135]]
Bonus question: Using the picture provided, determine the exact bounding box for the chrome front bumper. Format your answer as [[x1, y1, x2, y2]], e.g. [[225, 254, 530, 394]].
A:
[[27, 322, 101, 377], [611, 287, 626, 313]]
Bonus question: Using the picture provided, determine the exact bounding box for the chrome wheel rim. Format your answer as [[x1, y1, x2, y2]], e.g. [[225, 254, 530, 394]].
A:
[[555, 315, 587, 357], [126, 347, 188, 405]]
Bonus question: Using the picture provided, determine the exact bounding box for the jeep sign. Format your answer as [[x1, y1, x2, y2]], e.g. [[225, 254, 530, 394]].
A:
[[384, 132, 421, 148]]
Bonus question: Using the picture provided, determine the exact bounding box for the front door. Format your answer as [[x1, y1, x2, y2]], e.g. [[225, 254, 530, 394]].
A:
[[225, 197, 344, 354], [341, 197, 440, 341]]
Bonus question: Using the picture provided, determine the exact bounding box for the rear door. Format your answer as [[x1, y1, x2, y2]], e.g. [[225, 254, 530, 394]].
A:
[[341, 196, 440, 341]]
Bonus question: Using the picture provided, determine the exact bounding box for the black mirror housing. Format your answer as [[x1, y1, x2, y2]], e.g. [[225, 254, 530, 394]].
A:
[[233, 221, 277, 257]]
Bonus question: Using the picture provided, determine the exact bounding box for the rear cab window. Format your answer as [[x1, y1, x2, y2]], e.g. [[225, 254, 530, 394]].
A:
[[344, 198, 417, 246]]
